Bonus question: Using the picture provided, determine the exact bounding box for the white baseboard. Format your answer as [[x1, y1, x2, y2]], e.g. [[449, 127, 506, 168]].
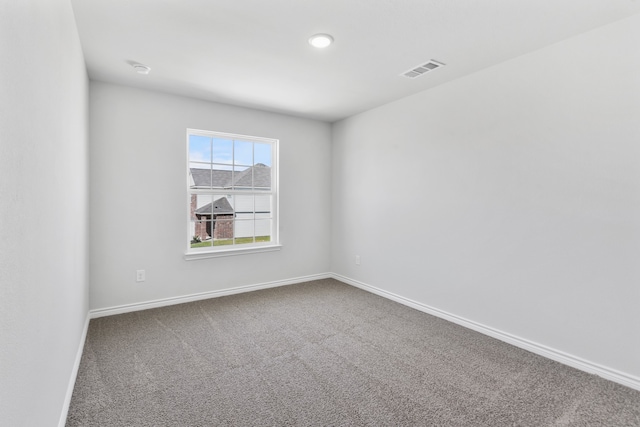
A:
[[89, 272, 332, 319], [331, 273, 640, 392], [58, 312, 90, 427]]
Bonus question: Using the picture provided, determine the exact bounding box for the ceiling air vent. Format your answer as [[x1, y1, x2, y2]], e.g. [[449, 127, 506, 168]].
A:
[[401, 60, 445, 79]]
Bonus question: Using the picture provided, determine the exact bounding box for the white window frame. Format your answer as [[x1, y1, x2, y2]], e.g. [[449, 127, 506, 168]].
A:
[[184, 129, 281, 260]]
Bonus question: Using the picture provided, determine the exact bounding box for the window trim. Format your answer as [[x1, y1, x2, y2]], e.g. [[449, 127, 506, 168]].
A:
[[185, 128, 280, 259], [184, 243, 282, 260]]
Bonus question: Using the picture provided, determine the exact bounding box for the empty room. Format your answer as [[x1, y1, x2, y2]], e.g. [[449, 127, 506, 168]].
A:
[[1, 0, 640, 425]]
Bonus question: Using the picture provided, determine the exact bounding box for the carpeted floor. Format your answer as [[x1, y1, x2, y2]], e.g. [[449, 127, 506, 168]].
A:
[[67, 279, 640, 426]]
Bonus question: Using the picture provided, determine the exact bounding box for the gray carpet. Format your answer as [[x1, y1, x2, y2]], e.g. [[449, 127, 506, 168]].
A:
[[67, 279, 640, 426]]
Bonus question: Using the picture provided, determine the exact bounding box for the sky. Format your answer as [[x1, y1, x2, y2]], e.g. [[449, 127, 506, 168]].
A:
[[189, 135, 272, 170]]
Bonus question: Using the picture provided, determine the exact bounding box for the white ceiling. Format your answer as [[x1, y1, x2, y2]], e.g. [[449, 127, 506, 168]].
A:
[[71, 0, 640, 123]]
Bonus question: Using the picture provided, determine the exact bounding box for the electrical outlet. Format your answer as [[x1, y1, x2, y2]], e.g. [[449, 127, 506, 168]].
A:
[[136, 270, 146, 282], [355, 255, 361, 265]]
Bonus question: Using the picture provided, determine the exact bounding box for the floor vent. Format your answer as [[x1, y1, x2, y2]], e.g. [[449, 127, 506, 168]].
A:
[[401, 60, 445, 78]]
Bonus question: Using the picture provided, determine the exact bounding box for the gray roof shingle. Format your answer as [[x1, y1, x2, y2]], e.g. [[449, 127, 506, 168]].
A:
[[195, 197, 234, 215], [190, 164, 271, 189]]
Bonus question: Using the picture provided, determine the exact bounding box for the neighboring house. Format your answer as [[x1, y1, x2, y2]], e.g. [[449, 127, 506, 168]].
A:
[[189, 164, 271, 241], [192, 197, 235, 240]]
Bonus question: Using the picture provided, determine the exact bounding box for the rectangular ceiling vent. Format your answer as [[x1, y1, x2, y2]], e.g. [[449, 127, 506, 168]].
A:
[[401, 60, 445, 78]]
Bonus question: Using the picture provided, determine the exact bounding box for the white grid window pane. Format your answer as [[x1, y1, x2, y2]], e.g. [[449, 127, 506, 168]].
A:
[[187, 129, 277, 253], [212, 138, 233, 166], [255, 219, 272, 239]]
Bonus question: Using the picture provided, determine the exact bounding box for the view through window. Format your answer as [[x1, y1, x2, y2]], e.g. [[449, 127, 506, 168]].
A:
[[187, 129, 278, 252]]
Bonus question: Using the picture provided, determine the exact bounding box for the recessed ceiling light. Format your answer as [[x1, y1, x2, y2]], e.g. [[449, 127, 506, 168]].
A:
[[132, 64, 151, 75], [308, 34, 333, 49]]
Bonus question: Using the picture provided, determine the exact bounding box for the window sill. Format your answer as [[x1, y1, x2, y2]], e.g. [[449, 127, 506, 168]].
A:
[[184, 244, 282, 261]]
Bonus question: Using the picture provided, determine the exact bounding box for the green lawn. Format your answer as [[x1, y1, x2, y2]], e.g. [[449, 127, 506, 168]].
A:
[[191, 236, 270, 248]]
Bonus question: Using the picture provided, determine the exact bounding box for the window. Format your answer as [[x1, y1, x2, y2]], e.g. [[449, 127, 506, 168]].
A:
[[186, 129, 279, 258]]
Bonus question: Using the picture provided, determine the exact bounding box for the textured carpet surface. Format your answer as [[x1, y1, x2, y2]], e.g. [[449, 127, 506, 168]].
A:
[[67, 279, 640, 426]]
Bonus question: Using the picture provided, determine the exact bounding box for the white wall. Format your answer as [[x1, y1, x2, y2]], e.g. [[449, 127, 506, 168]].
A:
[[0, 1, 90, 425], [89, 82, 331, 310], [332, 15, 640, 380]]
